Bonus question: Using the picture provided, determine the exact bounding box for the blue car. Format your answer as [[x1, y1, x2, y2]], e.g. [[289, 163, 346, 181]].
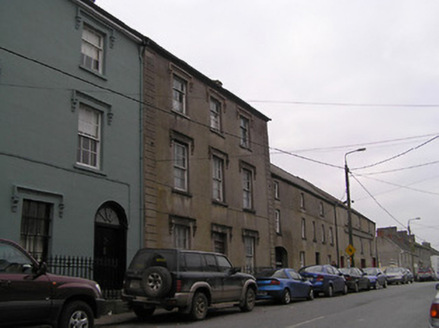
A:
[[299, 265, 347, 297], [256, 268, 314, 304]]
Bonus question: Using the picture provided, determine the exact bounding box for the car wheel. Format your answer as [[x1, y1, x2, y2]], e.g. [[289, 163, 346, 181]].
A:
[[58, 300, 93, 328], [325, 285, 334, 297], [307, 288, 314, 301], [281, 289, 291, 305], [383, 280, 387, 288], [240, 287, 256, 312], [190, 292, 208, 321], [354, 283, 359, 293], [142, 266, 172, 297], [343, 283, 348, 295], [133, 306, 155, 320]]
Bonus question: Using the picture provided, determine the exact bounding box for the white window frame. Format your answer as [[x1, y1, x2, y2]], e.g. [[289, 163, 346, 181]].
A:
[[244, 236, 255, 274], [77, 103, 101, 169], [242, 168, 253, 210], [239, 115, 250, 148], [173, 141, 188, 191], [275, 210, 281, 234], [172, 75, 187, 114], [174, 224, 190, 249], [81, 24, 104, 74], [300, 251, 305, 268], [329, 227, 334, 245], [300, 192, 306, 209], [210, 97, 221, 131], [301, 218, 306, 239], [212, 156, 224, 202], [274, 181, 280, 199]]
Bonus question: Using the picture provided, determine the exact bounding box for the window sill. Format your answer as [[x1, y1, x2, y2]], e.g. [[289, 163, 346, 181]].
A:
[[74, 164, 107, 176], [172, 188, 192, 198], [212, 200, 228, 208], [171, 109, 190, 120], [239, 144, 252, 152], [243, 208, 256, 214], [210, 128, 225, 138], [79, 65, 107, 81]]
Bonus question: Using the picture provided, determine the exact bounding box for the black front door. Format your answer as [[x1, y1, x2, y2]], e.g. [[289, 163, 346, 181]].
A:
[[94, 203, 127, 292]]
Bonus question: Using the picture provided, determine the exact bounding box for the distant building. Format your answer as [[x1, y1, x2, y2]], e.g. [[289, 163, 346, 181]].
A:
[[271, 165, 377, 269], [377, 227, 439, 273]]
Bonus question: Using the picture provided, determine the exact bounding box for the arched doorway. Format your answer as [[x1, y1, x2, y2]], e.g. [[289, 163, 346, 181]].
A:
[[275, 247, 288, 268], [94, 202, 127, 296]]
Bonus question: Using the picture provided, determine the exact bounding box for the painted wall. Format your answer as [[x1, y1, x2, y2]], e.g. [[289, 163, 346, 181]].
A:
[[0, 0, 143, 263]]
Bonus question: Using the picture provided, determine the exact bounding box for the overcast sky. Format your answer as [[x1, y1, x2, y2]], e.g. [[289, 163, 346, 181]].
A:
[[98, 0, 439, 249]]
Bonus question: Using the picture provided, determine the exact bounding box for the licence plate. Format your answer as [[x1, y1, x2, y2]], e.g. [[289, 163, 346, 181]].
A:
[[257, 291, 268, 296]]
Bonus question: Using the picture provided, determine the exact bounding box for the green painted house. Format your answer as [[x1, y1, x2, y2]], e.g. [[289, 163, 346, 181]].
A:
[[0, 0, 144, 291]]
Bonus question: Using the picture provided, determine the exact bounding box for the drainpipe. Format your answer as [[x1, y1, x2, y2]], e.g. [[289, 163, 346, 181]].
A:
[[138, 44, 145, 249]]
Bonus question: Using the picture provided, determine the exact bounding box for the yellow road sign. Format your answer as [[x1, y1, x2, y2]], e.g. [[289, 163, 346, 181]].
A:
[[345, 244, 356, 256]]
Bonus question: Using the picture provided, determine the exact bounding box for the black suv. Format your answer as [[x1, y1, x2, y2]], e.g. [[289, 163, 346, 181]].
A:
[[122, 248, 257, 320]]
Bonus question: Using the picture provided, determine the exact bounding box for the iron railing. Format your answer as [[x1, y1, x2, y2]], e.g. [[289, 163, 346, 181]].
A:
[[46, 256, 121, 299]]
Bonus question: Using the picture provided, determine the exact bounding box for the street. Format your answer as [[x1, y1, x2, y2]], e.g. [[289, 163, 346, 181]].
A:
[[97, 281, 437, 327]]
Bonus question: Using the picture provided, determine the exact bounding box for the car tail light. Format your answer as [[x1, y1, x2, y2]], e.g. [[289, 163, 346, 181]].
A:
[[431, 303, 439, 318], [270, 280, 280, 285], [345, 276, 352, 281], [176, 279, 182, 292], [317, 275, 324, 282]]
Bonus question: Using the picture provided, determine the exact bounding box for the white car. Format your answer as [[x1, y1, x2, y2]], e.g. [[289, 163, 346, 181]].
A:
[[430, 284, 439, 327]]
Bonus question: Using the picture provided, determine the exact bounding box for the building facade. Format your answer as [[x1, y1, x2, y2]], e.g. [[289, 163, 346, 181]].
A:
[[0, 0, 144, 289], [271, 165, 377, 270], [140, 42, 273, 272]]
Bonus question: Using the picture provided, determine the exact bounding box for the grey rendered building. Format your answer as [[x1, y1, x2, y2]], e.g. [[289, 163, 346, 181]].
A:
[[271, 164, 377, 270], [0, 0, 143, 289]]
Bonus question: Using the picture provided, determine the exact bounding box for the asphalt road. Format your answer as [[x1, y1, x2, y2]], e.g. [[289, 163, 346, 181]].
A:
[[96, 281, 437, 327]]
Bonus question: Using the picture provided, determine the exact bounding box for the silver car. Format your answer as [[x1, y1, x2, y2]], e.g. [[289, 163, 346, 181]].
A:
[[430, 283, 439, 328]]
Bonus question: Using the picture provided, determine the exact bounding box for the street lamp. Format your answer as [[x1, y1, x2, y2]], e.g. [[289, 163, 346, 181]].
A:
[[407, 217, 421, 236], [407, 217, 420, 275], [345, 147, 366, 268]]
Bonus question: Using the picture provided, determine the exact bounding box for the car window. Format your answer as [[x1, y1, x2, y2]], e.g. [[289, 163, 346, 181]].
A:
[[272, 270, 288, 279], [326, 266, 336, 274], [302, 266, 322, 273], [204, 254, 219, 272], [0, 243, 32, 274], [288, 270, 301, 280], [216, 255, 232, 272], [184, 253, 203, 271]]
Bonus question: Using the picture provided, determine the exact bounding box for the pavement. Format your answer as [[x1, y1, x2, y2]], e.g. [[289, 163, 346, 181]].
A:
[[96, 311, 136, 326]]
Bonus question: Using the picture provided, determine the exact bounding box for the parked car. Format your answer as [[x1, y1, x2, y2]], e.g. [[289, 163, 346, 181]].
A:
[[339, 267, 371, 292], [298, 264, 347, 297], [0, 238, 106, 327], [362, 267, 388, 289], [255, 268, 314, 304], [122, 248, 257, 321], [404, 268, 414, 283], [384, 266, 406, 285], [430, 283, 439, 327], [419, 267, 436, 282]]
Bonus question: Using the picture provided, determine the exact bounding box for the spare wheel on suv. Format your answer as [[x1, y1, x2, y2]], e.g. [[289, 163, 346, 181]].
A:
[[142, 266, 172, 297]]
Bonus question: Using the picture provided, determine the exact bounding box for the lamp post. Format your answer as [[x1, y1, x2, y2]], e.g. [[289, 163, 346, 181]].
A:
[[408, 217, 420, 275], [345, 147, 366, 267], [407, 217, 421, 236]]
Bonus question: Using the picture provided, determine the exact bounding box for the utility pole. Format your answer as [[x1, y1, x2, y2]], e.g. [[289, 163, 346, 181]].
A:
[[344, 148, 366, 268]]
